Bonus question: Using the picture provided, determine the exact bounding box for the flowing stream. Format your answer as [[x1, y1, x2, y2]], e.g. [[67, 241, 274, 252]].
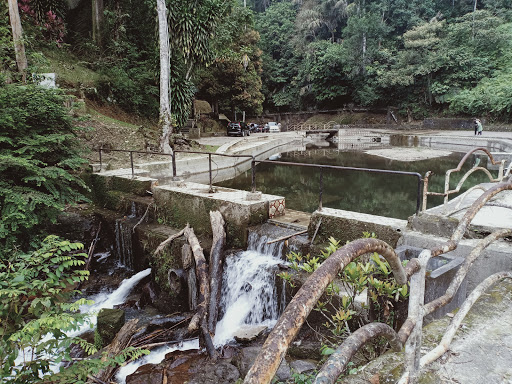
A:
[[214, 231, 286, 346], [113, 231, 287, 382]]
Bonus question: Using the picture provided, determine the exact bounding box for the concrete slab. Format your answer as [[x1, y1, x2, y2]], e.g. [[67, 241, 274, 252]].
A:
[[398, 230, 512, 292], [269, 209, 311, 230], [152, 182, 285, 248]]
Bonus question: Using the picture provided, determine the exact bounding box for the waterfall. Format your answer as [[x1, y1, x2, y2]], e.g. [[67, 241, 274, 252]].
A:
[[114, 203, 137, 269], [214, 232, 285, 346]]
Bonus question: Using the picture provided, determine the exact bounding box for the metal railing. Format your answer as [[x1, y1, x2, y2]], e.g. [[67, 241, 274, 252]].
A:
[[97, 148, 256, 193], [97, 148, 424, 216]]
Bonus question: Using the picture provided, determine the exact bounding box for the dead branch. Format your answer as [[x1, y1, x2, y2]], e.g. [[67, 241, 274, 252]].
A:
[[243, 238, 406, 384], [183, 224, 218, 359], [132, 203, 152, 233], [420, 271, 512, 367], [154, 228, 185, 255], [93, 319, 139, 383], [267, 229, 308, 245], [315, 323, 403, 384], [85, 222, 102, 272]]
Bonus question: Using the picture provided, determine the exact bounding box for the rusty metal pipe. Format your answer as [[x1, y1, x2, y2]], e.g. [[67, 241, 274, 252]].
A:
[[243, 238, 407, 384], [314, 323, 403, 384]]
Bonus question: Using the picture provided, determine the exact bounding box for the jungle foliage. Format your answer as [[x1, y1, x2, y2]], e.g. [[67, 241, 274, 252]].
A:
[[254, 0, 512, 120], [6, 0, 512, 123], [0, 236, 148, 383]]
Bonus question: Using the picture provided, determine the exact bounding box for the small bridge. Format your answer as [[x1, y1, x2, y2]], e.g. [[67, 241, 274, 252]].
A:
[[287, 121, 341, 132], [287, 121, 384, 142]]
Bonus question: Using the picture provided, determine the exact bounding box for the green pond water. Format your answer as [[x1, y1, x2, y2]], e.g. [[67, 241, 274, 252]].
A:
[[216, 143, 493, 220]]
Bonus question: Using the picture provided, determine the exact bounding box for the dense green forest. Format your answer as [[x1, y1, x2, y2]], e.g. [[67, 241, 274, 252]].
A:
[[3, 0, 512, 126]]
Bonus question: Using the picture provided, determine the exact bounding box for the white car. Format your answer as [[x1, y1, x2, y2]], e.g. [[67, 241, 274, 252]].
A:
[[266, 122, 281, 133]]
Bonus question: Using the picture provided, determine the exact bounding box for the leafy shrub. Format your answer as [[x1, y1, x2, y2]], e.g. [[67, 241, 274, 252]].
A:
[[0, 84, 88, 251], [280, 234, 409, 350]]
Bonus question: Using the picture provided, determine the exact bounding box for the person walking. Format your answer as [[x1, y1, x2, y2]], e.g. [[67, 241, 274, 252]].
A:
[[475, 118, 483, 135]]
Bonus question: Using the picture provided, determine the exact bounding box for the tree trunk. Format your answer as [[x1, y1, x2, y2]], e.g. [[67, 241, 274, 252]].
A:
[[157, 0, 173, 154], [207, 211, 226, 334], [92, 0, 104, 47], [7, 0, 27, 82]]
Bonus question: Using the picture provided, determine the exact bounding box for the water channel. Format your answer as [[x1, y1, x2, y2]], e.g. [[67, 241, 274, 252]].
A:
[[217, 141, 491, 219]]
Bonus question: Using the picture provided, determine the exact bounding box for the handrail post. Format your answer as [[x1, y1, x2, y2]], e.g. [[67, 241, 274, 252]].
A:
[[130, 151, 134, 178], [251, 156, 256, 193], [318, 167, 324, 211], [172, 151, 177, 179], [208, 153, 213, 193], [416, 175, 422, 215], [98, 148, 102, 170], [422, 171, 432, 212]]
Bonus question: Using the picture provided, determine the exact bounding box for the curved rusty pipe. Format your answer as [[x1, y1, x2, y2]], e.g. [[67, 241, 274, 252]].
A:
[[243, 238, 407, 384], [314, 323, 403, 384]]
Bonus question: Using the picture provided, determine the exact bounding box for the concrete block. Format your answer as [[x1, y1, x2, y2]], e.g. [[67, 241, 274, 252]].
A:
[[308, 207, 407, 247]]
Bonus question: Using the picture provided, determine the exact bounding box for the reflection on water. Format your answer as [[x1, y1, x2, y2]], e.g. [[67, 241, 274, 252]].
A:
[[217, 143, 493, 220]]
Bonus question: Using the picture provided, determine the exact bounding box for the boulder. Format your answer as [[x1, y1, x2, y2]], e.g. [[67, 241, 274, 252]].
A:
[[96, 308, 125, 348], [233, 325, 267, 343], [235, 346, 292, 381]]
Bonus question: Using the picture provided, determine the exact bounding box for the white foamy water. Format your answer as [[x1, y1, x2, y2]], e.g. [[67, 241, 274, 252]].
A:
[[115, 339, 199, 384], [70, 268, 152, 337], [214, 232, 285, 346], [14, 268, 152, 373]]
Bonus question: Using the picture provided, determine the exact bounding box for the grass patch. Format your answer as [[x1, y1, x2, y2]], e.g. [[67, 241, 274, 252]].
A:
[[202, 144, 220, 153], [36, 48, 100, 88]]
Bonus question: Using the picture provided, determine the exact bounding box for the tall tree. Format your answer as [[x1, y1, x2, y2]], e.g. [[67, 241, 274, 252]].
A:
[[157, 0, 172, 153], [197, 6, 264, 118], [7, 0, 27, 82], [92, 0, 104, 47], [168, 0, 228, 128]]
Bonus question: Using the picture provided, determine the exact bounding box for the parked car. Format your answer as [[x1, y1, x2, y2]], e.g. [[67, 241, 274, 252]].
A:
[[227, 122, 250, 137], [255, 123, 269, 133], [265, 121, 281, 133]]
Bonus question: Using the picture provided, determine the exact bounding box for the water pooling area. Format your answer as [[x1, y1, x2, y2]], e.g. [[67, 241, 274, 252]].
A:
[[218, 140, 493, 219]]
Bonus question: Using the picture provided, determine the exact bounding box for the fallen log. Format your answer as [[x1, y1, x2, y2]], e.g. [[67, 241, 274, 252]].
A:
[[183, 224, 218, 359], [93, 318, 139, 382], [267, 229, 307, 245], [208, 211, 226, 334]]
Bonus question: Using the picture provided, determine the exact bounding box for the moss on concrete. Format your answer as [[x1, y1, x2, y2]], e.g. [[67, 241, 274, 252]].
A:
[[154, 188, 268, 248], [111, 176, 154, 196], [309, 213, 402, 247]]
